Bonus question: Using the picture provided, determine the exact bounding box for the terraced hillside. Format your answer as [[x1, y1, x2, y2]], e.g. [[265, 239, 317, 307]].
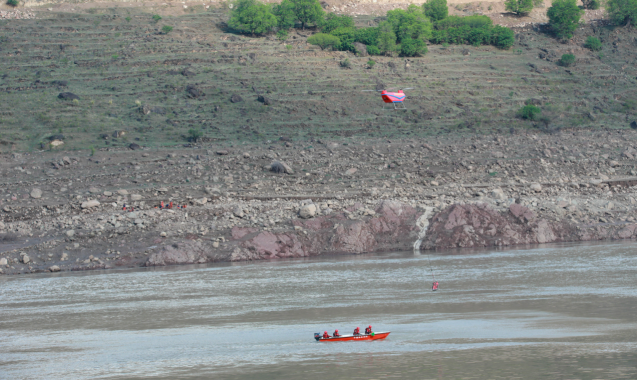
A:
[[0, 8, 636, 153]]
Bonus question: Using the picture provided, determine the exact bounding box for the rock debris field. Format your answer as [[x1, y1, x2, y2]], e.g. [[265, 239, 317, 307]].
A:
[[3, 131, 637, 274]]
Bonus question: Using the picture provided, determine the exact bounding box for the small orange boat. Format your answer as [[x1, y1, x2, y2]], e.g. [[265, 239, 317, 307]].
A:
[[314, 332, 391, 342]]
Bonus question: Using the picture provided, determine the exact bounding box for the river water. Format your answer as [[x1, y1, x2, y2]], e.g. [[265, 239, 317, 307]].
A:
[[1, 242, 636, 379]]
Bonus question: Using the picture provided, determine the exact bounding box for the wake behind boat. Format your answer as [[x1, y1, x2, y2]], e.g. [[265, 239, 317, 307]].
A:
[[314, 332, 390, 342]]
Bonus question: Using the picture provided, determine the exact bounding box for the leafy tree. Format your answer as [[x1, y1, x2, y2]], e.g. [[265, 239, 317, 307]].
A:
[[329, 27, 357, 51], [187, 129, 204, 142], [490, 25, 515, 49], [228, 0, 277, 35], [290, 0, 325, 29], [606, 0, 637, 26], [584, 36, 602, 51], [320, 13, 354, 33], [582, 0, 601, 9], [162, 25, 173, 34], [559, 53, 576, 66], [505, 0, 534, 15], [400, 37, 428, 56], [152, 14, 162, 22], [355, 27, 380, 46], [423, 0, 448, 22], [377, 21, 398, 55], [518, 104, 541, 120], [307, 33, 341, 49], [367, 45, 381, 55], [367, 59, 376, 68], [547, 0, 583, 39], [6, 0, 18, 5], [272, 0, 296, 30], [386, 6, 432, 42]]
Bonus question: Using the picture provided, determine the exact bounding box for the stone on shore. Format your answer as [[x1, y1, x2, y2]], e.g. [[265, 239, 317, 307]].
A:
[[49, 265, 60, 272], [81, 200, 100, 208], [0, 258, 7, 266], [30, 188, 42, 199], [299, 204, 317, 219]]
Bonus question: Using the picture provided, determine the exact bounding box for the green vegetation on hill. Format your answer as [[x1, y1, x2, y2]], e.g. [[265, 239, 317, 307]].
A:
[[606, 0, 637, 26], [0, 8, 636, 153], [225, 0, 516, 55], [547, 0, 583, 40]]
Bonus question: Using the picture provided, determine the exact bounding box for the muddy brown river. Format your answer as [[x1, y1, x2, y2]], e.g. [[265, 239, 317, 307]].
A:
[[1, 242, 636, 379]]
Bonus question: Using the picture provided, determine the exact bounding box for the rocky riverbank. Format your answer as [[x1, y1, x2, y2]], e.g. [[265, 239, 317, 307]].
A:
[[2, 130, 637, 275]]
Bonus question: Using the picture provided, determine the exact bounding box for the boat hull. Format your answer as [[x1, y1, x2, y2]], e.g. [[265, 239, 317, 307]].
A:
[[315, 332, 390, 342]]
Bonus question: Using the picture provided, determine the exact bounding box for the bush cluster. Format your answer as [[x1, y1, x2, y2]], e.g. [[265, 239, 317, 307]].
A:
[[518, 104, 541, 120], [559, 53, 576, 66], [307, 1, 515, 55], [228, 0, 516, 54], [584, 36, 602, 51], [547, 0, 583, 40], [430, 16, 514, 49]]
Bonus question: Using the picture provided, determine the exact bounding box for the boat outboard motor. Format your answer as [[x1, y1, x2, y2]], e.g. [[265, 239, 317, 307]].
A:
[[314, 333, 321, 341]]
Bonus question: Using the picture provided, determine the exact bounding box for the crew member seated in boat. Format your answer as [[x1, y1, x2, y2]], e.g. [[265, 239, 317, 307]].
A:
[[322, 331, 330, 339], [365, 325, 372, 334], [353, 327, 360, 335], [333, 330, 341, 337]]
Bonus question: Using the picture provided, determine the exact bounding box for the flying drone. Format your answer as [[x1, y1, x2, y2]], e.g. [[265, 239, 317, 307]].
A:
[[362, 87, 414, 110]]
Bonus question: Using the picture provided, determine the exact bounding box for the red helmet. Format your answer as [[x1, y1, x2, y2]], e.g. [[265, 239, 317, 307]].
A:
[[335, 330, 338, 332], [324, 331, 327, 333], [369, 325, 372, 328]]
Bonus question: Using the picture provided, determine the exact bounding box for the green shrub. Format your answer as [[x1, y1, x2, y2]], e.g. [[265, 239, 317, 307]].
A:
[[505, 0, 534, 15], [582, 0, 601, 9], [285, 44, 293, 50], [547, 0, 583, 40], [434, 15, 492, 30], [423, 0, 448, 21], [367, 45, 381, 55], [272, 0, 296, 29], [7, 0, 19, 5], [320, 13, 354, 33], [490, 25, 515, 49], [162, 25, 173, 34], [229, 0, 277, 35], [377, 21, 398, 55], [355, 27, 380, 46], [307, 33, 341, 50], [584, 36, 602, 51], [277, 30, 289, 41], [518, 104, 541, 120], [187, 129, 203, 142], [387, 5, 432, 42], [606, 0, 637, 26], [329, 27, 357, 51], [289, 0, 325, 29], [559, 53, 576, 66], [367, 59, 376, 68], [400, 37, 428, 56], [125, 16, 131, 22], [152, 14, 162, 22], [340, 58, 351, 68]]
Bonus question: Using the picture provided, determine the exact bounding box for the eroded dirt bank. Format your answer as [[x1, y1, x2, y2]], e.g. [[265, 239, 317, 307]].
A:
[[3, 130, 637, 275]]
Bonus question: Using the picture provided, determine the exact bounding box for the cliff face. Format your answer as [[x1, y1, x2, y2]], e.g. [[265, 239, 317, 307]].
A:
[[147, 200, 422, 265], [421, 203, 578, 250]]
